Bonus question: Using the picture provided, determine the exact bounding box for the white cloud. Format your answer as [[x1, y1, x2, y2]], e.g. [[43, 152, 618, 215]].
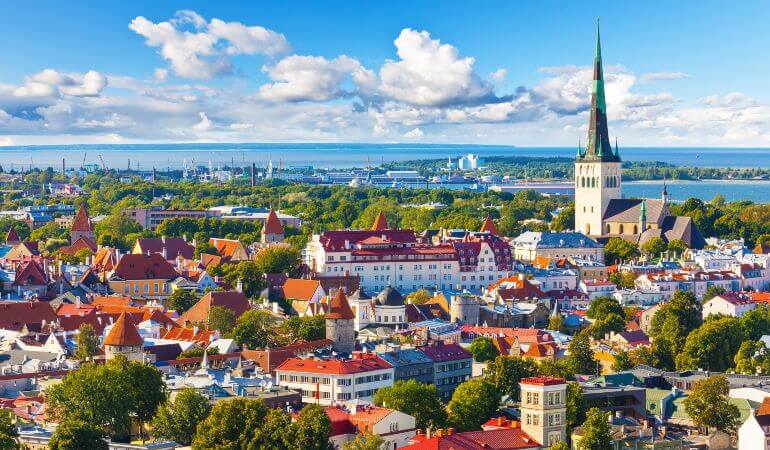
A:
[[129, 10, 289, 79], [378, 29, 495, 107], [154, 68, 169, 81], [403, 127, 424, 139], [193, 111, 212, 131], [641, 71, 691, 82], [490, 69, 507, 83], [258, 55, 374, 102]]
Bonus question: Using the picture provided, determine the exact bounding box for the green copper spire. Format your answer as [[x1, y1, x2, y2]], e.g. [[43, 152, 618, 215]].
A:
[[579, 18, 620, 163], [640, 200, 647, 222]]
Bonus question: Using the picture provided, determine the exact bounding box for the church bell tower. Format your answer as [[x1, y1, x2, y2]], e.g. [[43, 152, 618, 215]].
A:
[[575, 19, 622, 236]]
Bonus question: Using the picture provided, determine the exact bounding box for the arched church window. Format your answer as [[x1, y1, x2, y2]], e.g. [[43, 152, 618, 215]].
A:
[[619, 224, 624, 234], [633, 225, 638, 234], [606, 224, 611, 233]]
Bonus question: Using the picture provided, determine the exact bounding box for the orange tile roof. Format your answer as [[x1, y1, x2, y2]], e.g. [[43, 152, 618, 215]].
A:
[[282, 278, 321, 301], [179, 291, 250, 326], [276, 354, 392, 375], [326, 289, 354, 320], [263, 208, 284, 235], [371, 211, 389, 231], [209, 238, 244, 258], [162, 326, 214, 344], [750, 292, 770, 304], [71, 205, 93, 232], [104, 311, 143, 346], [758, 397, 770, 416], [91, 296, 132, 307], [480, 215, 499, 235]]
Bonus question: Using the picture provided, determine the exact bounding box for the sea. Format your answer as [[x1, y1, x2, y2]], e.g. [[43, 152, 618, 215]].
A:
[[3, 143, 770, 202]]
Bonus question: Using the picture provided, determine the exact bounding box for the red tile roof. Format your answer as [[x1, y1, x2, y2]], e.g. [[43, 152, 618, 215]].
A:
[[276, 354, 392, 375], [418, 341, 471, 363], [263, 209, 284, 235], [326, 289, 354, 320], [71, 205, 93, 232], [15, 260, 48, 286], [112, 253, 179, 280], [461, 326, 554, 344], [5, 228, 20, 244], [480, 215, 499, 236], [404, 428, 539, 449], [520, 376, 566, 386], [179, 291, 250, 326], [103, 311, 143, 346], [92, 296, 132, 307], [371, 211, 389, 231], [61, 236, 97, 255], [0, 301, 56, 331]]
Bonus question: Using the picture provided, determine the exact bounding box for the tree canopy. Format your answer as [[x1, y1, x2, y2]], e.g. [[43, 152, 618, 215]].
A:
[[373, 380, 446, 430], [447, 379, 499, 431]]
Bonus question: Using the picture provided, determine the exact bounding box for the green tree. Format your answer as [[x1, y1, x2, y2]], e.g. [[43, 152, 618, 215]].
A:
[[549, 442, 570, 450], [567, 330, 596, 376], [566, 382, 587, 428], [548, 314, 566, 333], [666, 239, 688, 255], [232, 309, 276, 349], [577, 408, 612, 450], [684, 376, 740, 433], [469, 337, 499, 362], [586, 296, 623, 319], [253, 246, 300, 274], [74, 324, 100, 361], [49, 419, 107, 450], [192, 398, 269, 450], [550, 205, 575, 232], [608, 271, 637, 289], [740, 304, 770, 340], [293, 404, 333, 450], [648, 290, 702, 370], [641, 236, 666, 257], [46, 356, 165, 443], [611, 350, 634, 372], [604, 237, 639, 265], [676, 316, 745, 371], [589, 313, 626, 340], [249, 408, 294, 449], [485, 355, 538, 400], [702, 285, 726, 303], [208, 305, 236, 334], [537, 359, 574, 380], [166, 289, 199, 313], [0, 412, 18, 450], [734, 340, 770, 375], [178, 347, 219, 359], [406, 289, 432, 305], [151, 389, 211, 445], [447, 379, 498, 431], [373, 380, 446, 429], [278, 315, 326, 344], [342, 432, 384, 450], [94, 212, 143, 251], [210, 261, 265, 298]]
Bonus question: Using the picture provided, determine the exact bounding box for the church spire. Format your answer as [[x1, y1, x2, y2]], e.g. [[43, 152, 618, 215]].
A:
[[579, 19, 619, 163]]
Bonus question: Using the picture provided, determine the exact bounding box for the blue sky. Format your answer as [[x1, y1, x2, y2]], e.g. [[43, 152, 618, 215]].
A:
[[1, 1, 770, 145]]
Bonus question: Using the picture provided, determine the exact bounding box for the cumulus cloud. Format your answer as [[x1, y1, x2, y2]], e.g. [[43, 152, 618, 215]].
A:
[[490, 69, 507, 83], [129, 10, 289, 79], [258, 55, 374, 102], [378, 29, 496, 107]]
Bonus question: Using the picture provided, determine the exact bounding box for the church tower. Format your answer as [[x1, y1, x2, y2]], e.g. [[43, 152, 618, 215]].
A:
[[575, 20, 622, 237]]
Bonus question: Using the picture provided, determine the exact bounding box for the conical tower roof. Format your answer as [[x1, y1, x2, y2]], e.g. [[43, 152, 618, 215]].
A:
[[263, 208, 284, 235], [579, 19, 619, 163], [5, 228, 20, 244], [104, 311, 143, 346], [72, 205, 93, 232], [480, 215, 499, 235], [326, 289, 354, 320], [371, 211, 389, 231]]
